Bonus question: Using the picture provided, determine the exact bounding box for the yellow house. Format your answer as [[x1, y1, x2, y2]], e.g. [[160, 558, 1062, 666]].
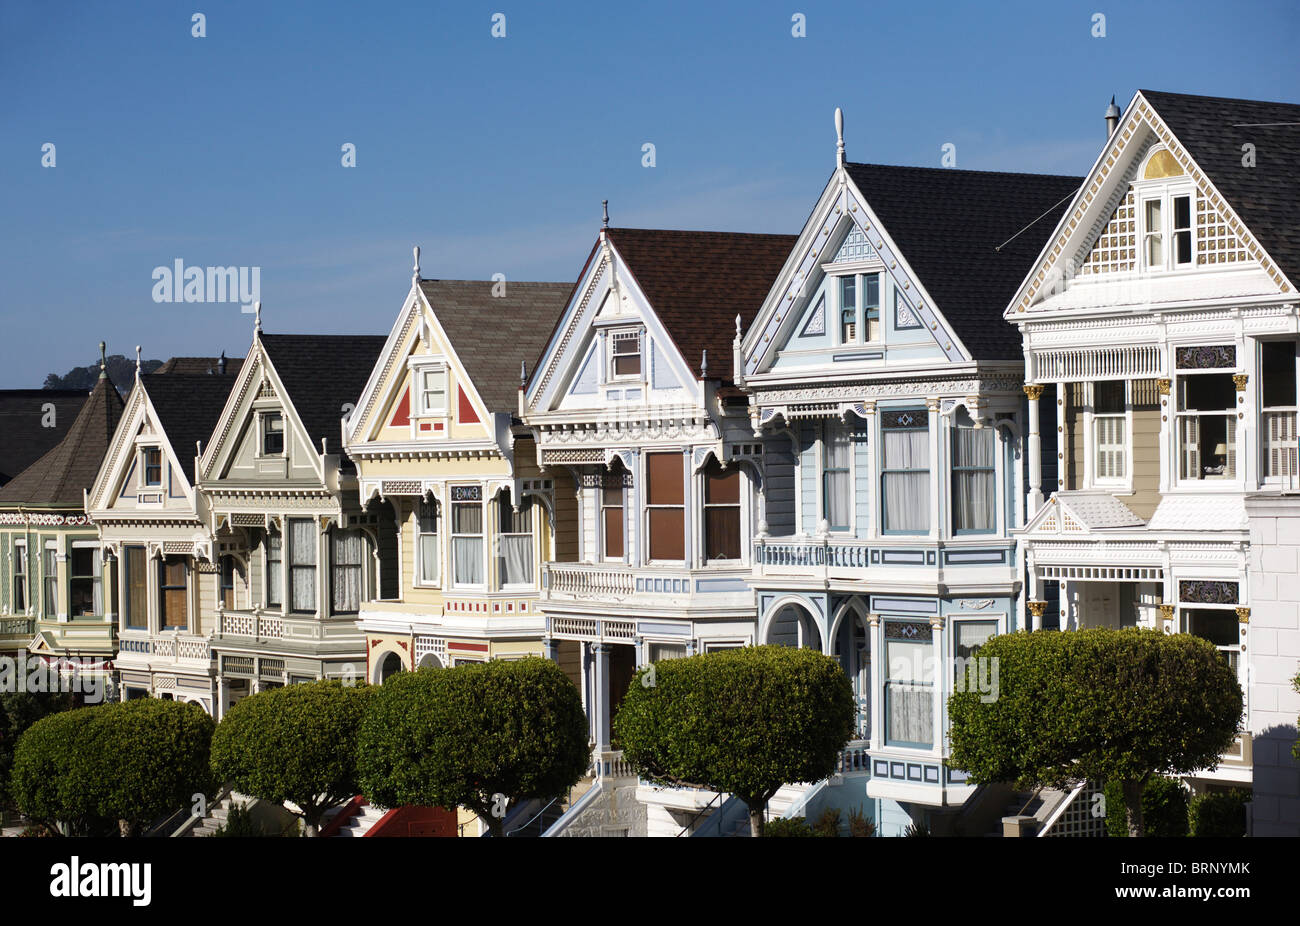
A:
[[343, 259, 574, 684]]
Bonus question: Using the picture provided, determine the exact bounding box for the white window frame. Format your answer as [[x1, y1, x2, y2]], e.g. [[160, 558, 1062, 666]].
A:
[[818, 418, 854, 535], [12, 540, 28, 614], [1173, 368, 1241, 488], [68, 541, 103, 619], [600, 468, 627, 563], [260, 411, 285, 457], [450, 487, 486, 590], [1259, 339, 1299, 488], [414, 497, 440, 588], [1135, 161, 1196, 274], [417, 365, 448, 416], [1083, 380, 1133, 492], [607, 329, 643, 382], [496, 491, 535, 591]]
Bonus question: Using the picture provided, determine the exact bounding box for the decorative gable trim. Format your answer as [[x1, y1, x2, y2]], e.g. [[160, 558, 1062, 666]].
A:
[[531, 255, 609, 406]]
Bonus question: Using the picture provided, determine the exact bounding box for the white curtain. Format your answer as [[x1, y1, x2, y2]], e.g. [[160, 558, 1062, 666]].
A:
[[267, 532, 283, 607], [418, 500, 439, 583], [499, 536, 533, 585], [883, 428, 929, 532], [92, 553, 103, 616], [952, 425, 994, 532], [289, 519, 316, 612], [886, 638, 933, 745], [331, 531, 363, 613], [453, 538, 483, 585], [824, 423, 852, 529]]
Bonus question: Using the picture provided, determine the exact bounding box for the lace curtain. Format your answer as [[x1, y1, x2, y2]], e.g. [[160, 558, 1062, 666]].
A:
[[289, 519, 316, 612], [824, 422, 852, 529], [883, 428, 929, 532], [952, 424, 995, 532], [331, 530, 363, 613]]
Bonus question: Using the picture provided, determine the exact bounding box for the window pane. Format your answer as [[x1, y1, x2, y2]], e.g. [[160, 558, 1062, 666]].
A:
[[648, 508, 685, 560], [331, 531, 363, 613], [452, 537, 484, 585], [1185, 609, 1239, 648], [1179, 373, 1235, 412], [498, 535, 533, 585], [646, 453, 683, 506], [267, 532, 283, 607], [1094, 381, 1125, 415], [418, 535, 439, 583], [603, 507, 624, 559], [1262, 341, 1297, 408], [705, 464, 740, 505], [705, 508, 740, 560], [954, 622, 997, 660], [125, 546, 146, 627], [453, 503, 482, 535], [289, 519, 316, 612]]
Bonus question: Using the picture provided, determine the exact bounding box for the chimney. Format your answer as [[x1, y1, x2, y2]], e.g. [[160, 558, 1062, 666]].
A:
[[1105, 96, 1121, 139], [219, 351, 227, 375]]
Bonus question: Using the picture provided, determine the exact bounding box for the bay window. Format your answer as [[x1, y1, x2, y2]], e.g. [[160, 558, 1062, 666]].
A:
[[601, 464, 626, 560], [1177, 372, 1236, 481], [822, 420, 852, 532], [884, 620, 933, 748], [1261, 340, 1298, 480], [70, 546, 102, 617], [881, 410, 929, 533], [159, 557, 188, 630], [266, 529, 283, 608], [330, 530, 364, 613], [12, 542, 26, 612], [220, 556, 237, 610], [451, 487, 484, 586], [416, 498, 439, 584], [43, 546, 57, 615], [288, 518, 317, 613], [951, 410, 995, 533], [646, 453, 685, 561], [496, 490, 534, 587], [703, 459, 741, 561], [124, 545, 146, 628]]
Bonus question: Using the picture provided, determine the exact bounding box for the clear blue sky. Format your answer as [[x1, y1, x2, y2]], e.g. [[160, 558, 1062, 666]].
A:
[[1, 0, 1296, 387]]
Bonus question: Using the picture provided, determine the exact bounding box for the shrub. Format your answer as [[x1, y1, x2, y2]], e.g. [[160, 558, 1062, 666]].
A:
[[1189, 789, 1249, 837]]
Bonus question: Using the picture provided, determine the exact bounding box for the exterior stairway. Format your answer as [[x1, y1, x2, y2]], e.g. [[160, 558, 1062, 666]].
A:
[[188, 794, 236, 837], [332, 803, 387, 837]]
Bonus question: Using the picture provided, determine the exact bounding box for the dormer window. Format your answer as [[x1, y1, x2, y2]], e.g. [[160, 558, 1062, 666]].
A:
[[610, 330, 641, 379], [262, 413, 284, 455], [142, 447, 162, 486], [838, 273, 881, 344], [1137, 147, 1194, 271], [840, 277, 857, 342], [419, 367, 447, 415]]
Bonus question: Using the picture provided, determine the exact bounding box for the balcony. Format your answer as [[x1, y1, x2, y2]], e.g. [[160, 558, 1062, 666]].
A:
[[0, 616, 34, 645], [753, 535, 1015, 581], [216, 610, 285, 642], [542, 562, 752, 613], [214, 609, 364, 646], [118, 630, 213, 668]]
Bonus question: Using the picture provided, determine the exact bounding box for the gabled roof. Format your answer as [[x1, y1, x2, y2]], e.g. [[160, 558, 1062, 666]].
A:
[[0, 390, 88, 486], [606, 228, 797, 385], [139, 368, 244, 469], [259, 334, 388, 457], [154, 355, 236, 375], [0, 373, 125, 508], [418, 280, 574, 414], [1139, 90, 1300, 289], [1025, 491, 1145, 536], [844, 163, 1082, 360]]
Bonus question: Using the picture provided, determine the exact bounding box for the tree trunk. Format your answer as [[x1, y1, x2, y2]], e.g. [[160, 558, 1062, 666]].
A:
[[486, 814, 504, 838], [1121, 779, 1145, 838], [304, 820, 318, 837], [748, 803, 765, 838], [118, 818, 137, 838]]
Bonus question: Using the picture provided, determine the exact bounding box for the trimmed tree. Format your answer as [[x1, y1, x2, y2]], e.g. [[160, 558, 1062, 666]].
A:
[[357, 657, 589, 837], [64, 699, 215, 836], [10, 706, 104, 835], [0, 665, 81, 813], [613, 645, 855, 837], [211, 680, 372, 835], [948, 628, 1241, 837]]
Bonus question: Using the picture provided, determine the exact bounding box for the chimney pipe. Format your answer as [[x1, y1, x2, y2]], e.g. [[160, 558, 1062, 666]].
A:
[[1104, 96, 1121, 139], [219, 351, 227, 375]]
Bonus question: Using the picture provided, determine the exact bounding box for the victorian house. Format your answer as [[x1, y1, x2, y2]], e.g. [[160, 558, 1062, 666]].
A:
[[0, 349, 124, 680], [86, 358, 241, 710], [343, 260, 573, 687], [1008, 91, 1300, 832], [196, 322, 387, 717], [522, 224, 795, 835], [736, 113, 1082, 835]]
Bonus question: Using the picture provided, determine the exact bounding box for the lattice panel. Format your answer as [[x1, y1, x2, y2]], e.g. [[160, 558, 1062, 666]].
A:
[[1079, 189, 1136, 276], [1043, 783, 1107, 837], [414, 635, 447, 667], [1196, 192, 1249, 266]]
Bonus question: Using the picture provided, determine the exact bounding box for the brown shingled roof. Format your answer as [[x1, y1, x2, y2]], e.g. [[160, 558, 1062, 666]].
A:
[[605, 228, 798, 385], [0, 390, 88, 486]]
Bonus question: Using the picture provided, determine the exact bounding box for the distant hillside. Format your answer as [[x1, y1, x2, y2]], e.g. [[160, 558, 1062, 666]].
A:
[[43, 355, 163, 392]]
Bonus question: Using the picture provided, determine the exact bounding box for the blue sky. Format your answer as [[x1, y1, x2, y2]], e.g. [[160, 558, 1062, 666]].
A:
[[1, 0, 1296, 387]]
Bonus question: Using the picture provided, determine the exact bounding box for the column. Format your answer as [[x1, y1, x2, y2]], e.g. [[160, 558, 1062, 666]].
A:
[[591, 642, 611, 750], [862, 401, 877, 539], [216, 675, 228, 721], [542, 637, 558, 661], [926, 397, 941, 539], [929, 615, 945, 759], [867, 614, 881, 751], [1027, 598, 1046, 633], [1157, 379, 1172, 493], [1055, 384, 1067, 494], [1024, 385, 1044, 515]]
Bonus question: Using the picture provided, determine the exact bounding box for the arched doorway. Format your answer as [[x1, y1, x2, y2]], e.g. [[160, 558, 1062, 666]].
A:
[[764, 601, 822, 651], [416, 652, 443, 670], [377, 652, 404, 683], [831, 603, 871, 741]]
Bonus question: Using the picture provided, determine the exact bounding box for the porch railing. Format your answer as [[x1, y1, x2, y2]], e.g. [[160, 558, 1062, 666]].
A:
[[217, 611, 287, 640], [0, 617, 34, 638]]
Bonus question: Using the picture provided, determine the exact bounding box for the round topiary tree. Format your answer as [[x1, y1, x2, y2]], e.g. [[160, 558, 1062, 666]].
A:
[[948, 627, 1241, 837], [613, 645, 855, 837], [357, 657, 589, 837], [64, 698, 216, 837], [211, 680, 372, 835], [0, 665, 81, 814], [10, 705, 103, 835]]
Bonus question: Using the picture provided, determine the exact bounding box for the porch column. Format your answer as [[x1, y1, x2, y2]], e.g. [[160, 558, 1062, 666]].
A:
[[542, 637, 558, 661], [216, 675, 228, 721], [926, 397, 941, 539], [1055, 384, 1067, 494], [929, 615, 946, 758], [1024, 385, 1044, 515], [591, 642, 611, 750], [867, 613, 881, 751]]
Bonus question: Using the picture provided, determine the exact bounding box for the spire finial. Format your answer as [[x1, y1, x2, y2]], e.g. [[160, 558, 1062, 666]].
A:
[[254, 301, 262, 334], [700, 349, 708, 378], [98, 341, 107, 379], [412, 245, 421, 287], [135, 345, 142, 380], [835, 107, 845, 167], [735, 314, 742, 338], [602, 200, 609, 229], [520, 360, 527, 388]]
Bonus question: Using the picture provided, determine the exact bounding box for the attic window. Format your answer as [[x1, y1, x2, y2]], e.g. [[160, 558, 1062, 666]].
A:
[[419, 367, 447, 415], [142, 447, 162, 486], [262, 413, 284, 455], [610, 331, 641, 379]]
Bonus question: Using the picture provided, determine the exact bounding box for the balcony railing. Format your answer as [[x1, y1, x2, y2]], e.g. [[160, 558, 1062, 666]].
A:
[[145, 631, 213, 665], [217, 611, 286, 640], [547, 563, 636, 599], [543, 562, 751, 607], [0, 617, 34, 639]]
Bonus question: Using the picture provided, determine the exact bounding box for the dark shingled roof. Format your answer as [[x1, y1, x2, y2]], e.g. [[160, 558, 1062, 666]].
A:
[[605, 228, 798, 385], [845, 163, 1083, 360], [140, 367, 244, 477], [154, 355, 237, 375], [419, 280, 575, 414], [0, 390, 87, 486], [260, 334, 388, 462], [0, 373, 125, 508], [1141, 90, 1300, 290]]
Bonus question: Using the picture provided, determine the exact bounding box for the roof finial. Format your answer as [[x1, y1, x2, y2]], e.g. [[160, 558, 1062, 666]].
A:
[[835, 107, 845, 167], [520, 360, 527, 388], [98, 341, 107, 379], [135, 345, 142, 380], [1104, 95, 1121, 139], [602, 199, 609, 229], [254, 301, 262, 334], [700, 349, 708, 378], [412, 245, 421, 287], [735, 314, 742, 339]]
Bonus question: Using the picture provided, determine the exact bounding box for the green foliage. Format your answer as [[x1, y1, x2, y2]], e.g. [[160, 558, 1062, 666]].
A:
[[11, 706, 102, 833], [210, 803, 266, 838], [903, 822, 931, 837], [762, 817, 818, 837], [0, 666, 80, 810], [357, 658, 589, 836], [43, 355, 161, 391], [1104, 776, 1190, 837], [64, 699, 215, 834], [614, 645, 855, 834], [846, 805, 875, 837], [811, 807, 841, 837], [1189, 789, 1249, 837], [211, 681, 371, 835], [948, 628, 1242, 836]]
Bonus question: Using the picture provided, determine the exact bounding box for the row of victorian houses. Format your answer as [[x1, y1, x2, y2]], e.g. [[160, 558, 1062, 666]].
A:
[[0, 89, 1296, 837]]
